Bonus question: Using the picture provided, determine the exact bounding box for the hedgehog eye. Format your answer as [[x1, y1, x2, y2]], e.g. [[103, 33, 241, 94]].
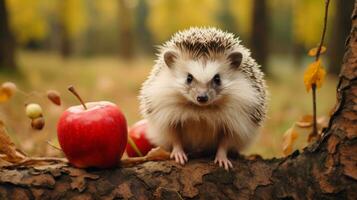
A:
[[213, 74, 221, 85], [186, 73, 193, 84]]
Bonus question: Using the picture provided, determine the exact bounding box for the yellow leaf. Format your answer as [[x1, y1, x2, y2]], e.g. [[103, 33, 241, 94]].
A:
[[303, 59, 326, 92], [308, 46, 326, 56], [0, 120, 26, 163], [282, 126, 299, 156]]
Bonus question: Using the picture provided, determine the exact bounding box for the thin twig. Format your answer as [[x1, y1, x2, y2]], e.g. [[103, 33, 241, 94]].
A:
[[46, 140, 63, 152], [311, 0, 330, 137], [315, 0, 330, 61], [312, 84, 318, 137]]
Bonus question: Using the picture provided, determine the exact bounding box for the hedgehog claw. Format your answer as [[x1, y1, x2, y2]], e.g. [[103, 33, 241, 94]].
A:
[[170, 146, 187, 165], [214, 153, 233, 171]]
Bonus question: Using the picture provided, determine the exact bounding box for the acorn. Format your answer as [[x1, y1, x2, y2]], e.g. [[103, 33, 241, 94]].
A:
[[31, 117, 45, 130], [25, 103, 43, 119]]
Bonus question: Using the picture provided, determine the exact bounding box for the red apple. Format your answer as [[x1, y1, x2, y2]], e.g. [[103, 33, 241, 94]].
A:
[[126, 119, 155, 157], [57, 86, 127, 168]]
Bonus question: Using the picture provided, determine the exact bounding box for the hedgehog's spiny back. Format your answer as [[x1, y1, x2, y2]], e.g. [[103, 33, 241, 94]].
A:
[[161, 27, 240, 58]]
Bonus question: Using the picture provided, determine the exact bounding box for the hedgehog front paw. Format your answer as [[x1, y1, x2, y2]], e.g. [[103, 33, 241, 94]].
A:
[[170, 146, 188, 165], [214, 152, 233, 171]]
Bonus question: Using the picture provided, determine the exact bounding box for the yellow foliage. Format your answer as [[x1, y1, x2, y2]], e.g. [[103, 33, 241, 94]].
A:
[[308, 46, 326, 57], [147, 0, 220, 42], [93, 0, 118, 22], [292, 0, 335, 48], [7, 0, 88, 43], [59, 0, 88, 38], [7, 0, 49, 44], [303, 59, 326, 92], [228, 0, 252, 38]]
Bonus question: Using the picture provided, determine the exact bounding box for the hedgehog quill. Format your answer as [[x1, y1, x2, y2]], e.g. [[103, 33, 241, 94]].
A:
[[139, 27, 267, 170]]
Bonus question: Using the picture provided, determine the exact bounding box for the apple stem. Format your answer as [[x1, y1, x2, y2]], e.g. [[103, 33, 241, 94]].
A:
[[68, 85, 87, 110]]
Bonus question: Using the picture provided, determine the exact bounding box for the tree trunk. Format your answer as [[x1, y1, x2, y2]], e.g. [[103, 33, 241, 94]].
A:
[[251, 0, 269, 73], [218, 0, 237, 34], [0, 0, 16, 69], [118, 0, 134, 60], [59, 1, 72, 58], [1, 2, 357, 200], [60, 27, 72, 58], [327, 0, 354, 75], [135, 0, 153, 55]]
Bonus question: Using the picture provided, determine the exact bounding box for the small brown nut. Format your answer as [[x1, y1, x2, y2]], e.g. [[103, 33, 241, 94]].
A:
[[47, 90, 61, 106], [31, 117, 45, 130]]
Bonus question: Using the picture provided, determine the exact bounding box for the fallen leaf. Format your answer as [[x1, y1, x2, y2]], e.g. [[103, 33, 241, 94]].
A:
[[0, 82, 17, 103], [0, 120, 26, 163], [296, 115, 313, 128], [47, 90, 61, 106], [120, 147, 170, 167], [3, 157, 67, 169], [303, 59, 326, 92], [307, 116, 329, 143], [0, 156, 12, 167], [0, 82, 16, 103], [64, 167, 99, 179], [146, 146, 171, 161], [308, 46, 327, 56], [317, 116, 329, 129], [282, 126, 299, 156]]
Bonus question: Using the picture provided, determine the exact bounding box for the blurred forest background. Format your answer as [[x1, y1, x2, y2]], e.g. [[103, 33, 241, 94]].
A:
[[0, 0, 353, 158]]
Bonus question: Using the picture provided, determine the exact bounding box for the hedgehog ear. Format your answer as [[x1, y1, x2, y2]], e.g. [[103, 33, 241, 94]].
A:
[[164, 51, 178, 68], [228, 52, 243, 69]]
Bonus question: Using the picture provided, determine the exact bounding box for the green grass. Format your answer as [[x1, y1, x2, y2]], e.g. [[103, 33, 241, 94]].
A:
[[0, 51, 337, 158]]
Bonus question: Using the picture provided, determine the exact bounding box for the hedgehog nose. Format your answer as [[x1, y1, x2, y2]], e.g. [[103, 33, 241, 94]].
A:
[[197, 95, 208, 103]]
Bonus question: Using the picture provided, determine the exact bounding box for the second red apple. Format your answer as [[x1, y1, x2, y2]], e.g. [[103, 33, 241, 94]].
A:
[[126, 119, 155, 157]]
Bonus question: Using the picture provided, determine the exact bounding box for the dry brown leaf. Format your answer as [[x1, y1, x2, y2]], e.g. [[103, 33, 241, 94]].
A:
[[282, 126, 299, 156], [317, 116, 329, 129], [0, 82, 16, 103], [307, 116, 329, 143], [64, 167, 99, 179], [146, 146, 171, 161], [47, 90, 61, 106], [120, 147, 170, 167], [296, 115, 313, 128], [0, 156, 12, 167], [0, 120, 26, 163], [308, 46, 327, 57], [16, 157, 67, 167], [0, 89, 12, 103]]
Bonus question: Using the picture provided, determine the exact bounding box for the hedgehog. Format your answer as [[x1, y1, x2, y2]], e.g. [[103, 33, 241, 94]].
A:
[[139, 27, 267, 170]]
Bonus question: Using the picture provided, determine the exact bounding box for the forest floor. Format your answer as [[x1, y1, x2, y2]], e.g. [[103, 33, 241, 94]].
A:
[[0, 51, 337, 158]]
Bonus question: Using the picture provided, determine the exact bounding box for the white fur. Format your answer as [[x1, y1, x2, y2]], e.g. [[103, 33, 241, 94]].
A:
[[140, 53, 262, 153]]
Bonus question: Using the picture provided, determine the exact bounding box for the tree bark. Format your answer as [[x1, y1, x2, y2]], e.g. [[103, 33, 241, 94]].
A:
[[0, 0, 16, 69], [251, 0, 269, 73], [328, 0, 354, 75], [1, 2, 357, 200]]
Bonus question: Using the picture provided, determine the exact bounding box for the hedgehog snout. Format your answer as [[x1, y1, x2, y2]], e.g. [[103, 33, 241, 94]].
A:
[[197, 93, 209, 103]]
